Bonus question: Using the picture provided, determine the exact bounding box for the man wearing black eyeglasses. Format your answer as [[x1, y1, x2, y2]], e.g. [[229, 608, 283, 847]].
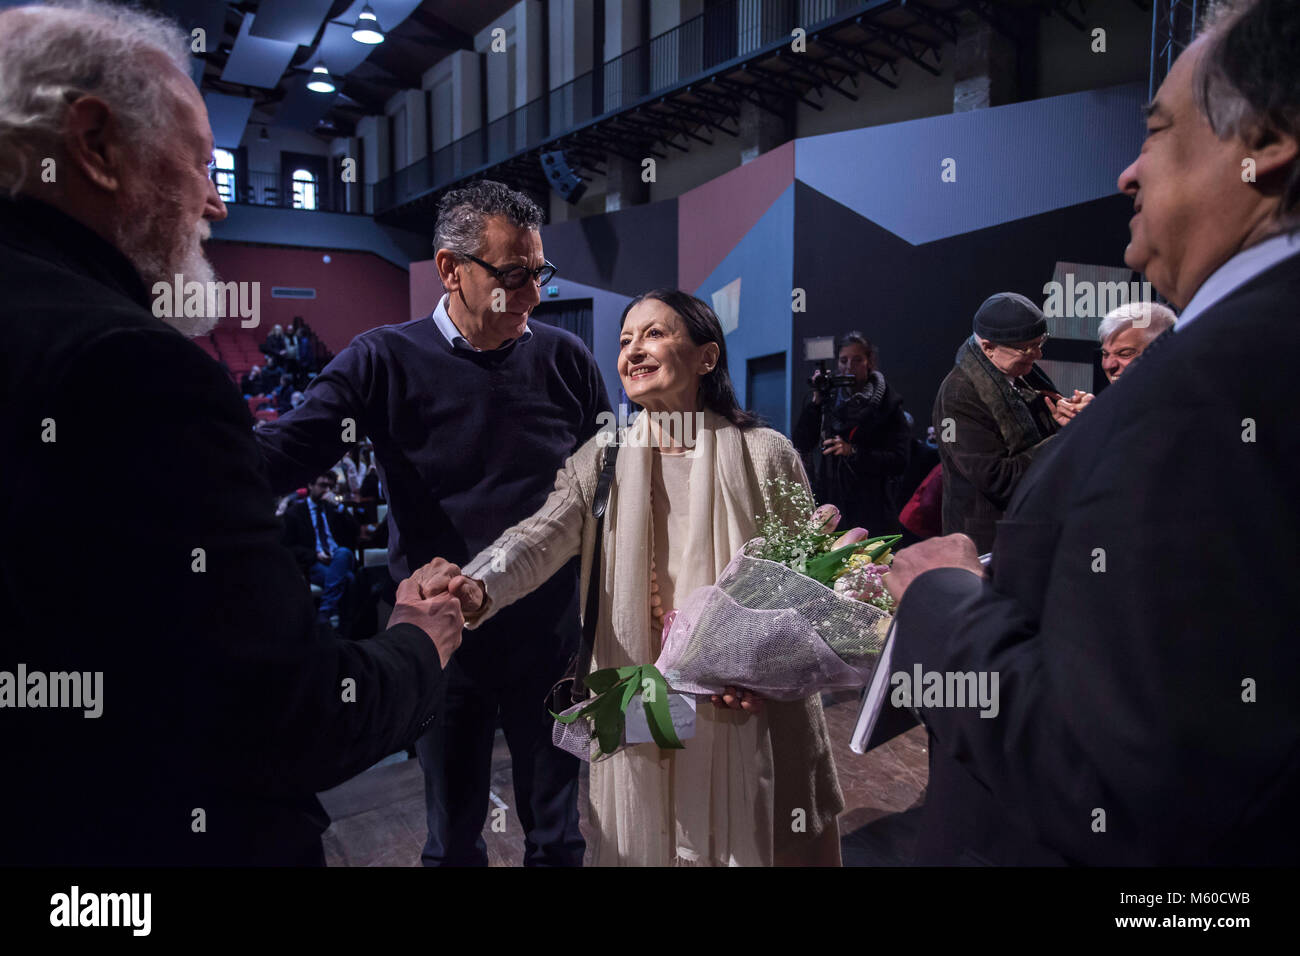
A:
[[255, 180, 610, 867]]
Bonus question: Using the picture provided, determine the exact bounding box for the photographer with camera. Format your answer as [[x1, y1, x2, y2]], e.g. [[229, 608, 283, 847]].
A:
[[792, 332, 911, 535]]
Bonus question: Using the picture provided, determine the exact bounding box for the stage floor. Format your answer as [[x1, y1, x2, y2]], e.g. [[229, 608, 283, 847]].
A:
[[317, 689, 929, 866]]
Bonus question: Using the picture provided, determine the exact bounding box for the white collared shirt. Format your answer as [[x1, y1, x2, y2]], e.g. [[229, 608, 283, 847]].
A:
[[1176, 231, 1300, 330], [430, 293, 532, 352]]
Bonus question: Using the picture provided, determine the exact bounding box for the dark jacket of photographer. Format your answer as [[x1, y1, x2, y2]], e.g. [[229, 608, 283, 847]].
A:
[[793, 371, 911, 534]]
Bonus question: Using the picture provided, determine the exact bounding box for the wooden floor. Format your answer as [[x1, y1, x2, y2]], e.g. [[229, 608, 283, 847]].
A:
[[317, 689, 929, 866]]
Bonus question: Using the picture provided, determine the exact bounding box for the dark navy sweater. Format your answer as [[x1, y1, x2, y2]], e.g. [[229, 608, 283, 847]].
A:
[[256, 313, 610, 670]]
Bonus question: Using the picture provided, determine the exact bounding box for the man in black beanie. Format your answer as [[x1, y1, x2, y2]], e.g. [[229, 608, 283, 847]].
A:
[[931, 292, 1081, 553]]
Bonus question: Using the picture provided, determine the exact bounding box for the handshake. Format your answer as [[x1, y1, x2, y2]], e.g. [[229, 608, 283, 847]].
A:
[[388, 559, 487, 669], [1045, 388, 1094, 426]]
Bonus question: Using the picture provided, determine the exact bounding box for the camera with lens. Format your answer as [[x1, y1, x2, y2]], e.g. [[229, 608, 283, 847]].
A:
[[807, 360, 857, 396]]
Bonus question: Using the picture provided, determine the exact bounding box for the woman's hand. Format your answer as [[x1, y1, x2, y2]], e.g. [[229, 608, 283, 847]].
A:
[[821, 435, 852, 457], [711, 686, 765, 714], [448, 575, 486, 617], [409, 558, 486, 616]]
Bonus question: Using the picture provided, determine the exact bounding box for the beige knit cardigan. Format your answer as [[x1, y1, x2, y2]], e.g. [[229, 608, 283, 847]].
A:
[[463, 409, 844, 866]]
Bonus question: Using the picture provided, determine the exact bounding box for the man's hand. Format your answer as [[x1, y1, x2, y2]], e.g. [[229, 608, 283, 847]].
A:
[[389, 577, 463, 669], [822, 435, 852, 457], [317, 551, 331, 565], [409, 557, 485, 617], [884, 534, 984, 604], [710, 685, 765, 714], [1046, 389, 1094, 427]]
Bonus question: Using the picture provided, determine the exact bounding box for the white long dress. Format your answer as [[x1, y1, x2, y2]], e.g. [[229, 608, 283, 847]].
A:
[[462, 411, 843, 866]]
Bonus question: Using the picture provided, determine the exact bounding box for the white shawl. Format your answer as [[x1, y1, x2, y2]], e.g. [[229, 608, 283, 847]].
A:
[[464, 409, 815, 865]]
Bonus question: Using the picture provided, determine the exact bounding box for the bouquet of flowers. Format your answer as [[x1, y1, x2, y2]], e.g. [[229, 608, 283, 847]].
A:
[[553, 480, 899, 761]]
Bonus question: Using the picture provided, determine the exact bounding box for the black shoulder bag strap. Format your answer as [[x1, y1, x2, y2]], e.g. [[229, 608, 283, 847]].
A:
[[570, 439, 619, 703]]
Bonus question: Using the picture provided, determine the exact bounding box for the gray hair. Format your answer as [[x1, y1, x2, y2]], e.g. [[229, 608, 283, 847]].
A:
[[1098, 302, 1177, 342], [0, 0, 190, 196], [1195, 0, 1300, 219], [433, 180, 545, 258]]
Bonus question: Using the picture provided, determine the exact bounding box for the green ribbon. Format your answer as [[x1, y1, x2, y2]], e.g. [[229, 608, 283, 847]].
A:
[[552, 664, 684, 759]]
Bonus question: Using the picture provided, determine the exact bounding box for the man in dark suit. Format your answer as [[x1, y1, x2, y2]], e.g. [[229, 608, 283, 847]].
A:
[[283, 472, 359, 629], [0, 1, 467, 865], [884, 0, 1299, 865]]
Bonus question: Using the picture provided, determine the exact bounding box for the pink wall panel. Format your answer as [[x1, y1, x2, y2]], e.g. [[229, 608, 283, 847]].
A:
[[677, 140, 795, 294], [206, 242, 409, 354], [409, 259, 445, 320]]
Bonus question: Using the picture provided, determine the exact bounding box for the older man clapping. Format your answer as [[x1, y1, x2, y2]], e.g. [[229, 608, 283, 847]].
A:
[[1097, 302, 1178, 382]]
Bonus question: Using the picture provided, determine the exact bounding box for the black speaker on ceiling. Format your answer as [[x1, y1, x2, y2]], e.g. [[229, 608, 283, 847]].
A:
[[540, 149, 587, 204]]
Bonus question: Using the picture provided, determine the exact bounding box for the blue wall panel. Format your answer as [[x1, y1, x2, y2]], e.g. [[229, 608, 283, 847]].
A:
[[795, 83, 1145, 245], [693, 185, 795, 434]]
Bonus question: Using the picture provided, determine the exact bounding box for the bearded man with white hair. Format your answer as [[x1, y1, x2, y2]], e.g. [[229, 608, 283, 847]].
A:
[[0, 1, 465, 865], [1096, 302, 1178, 382]]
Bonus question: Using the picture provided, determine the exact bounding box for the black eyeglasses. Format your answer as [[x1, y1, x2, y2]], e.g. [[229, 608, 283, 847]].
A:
[[999, 334, 1049, 355], [461, 254, 556, 290]]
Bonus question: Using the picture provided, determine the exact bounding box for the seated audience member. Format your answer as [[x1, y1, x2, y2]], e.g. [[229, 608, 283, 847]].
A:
[[241, 363, 263, 396], [0, 0, 464, 865], [337, 446, 370, 498], [297, 328, 314, 372], [886, 0, 1300, 865], [261, 323, 286, 361], [932, 293, 1069, 553], [1098, 301, 1178, 382], [262, 353, 283, 393], [360, 465, 382, 501], [283, 473, 358, 630], [792, 332, 911, 534]]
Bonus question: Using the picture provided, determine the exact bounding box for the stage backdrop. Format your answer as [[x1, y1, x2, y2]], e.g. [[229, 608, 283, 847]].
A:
[[529, 82, 1146, 436]]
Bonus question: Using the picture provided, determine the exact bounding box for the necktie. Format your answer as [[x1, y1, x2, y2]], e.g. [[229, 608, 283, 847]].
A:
[[313, 503, 331, 555]]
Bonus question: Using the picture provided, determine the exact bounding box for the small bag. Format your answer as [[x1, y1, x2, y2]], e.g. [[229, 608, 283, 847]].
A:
[[547, 440, 620, 714]]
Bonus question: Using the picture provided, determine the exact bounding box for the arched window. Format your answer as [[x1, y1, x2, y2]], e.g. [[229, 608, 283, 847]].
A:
[[213, 147, 236, 202], [292, 168, 318, 210]]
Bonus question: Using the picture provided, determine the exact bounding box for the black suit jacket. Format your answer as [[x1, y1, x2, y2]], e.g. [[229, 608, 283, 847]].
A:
[[894, 251, 1300, 865], [0, 198, 447, 865], [282, 498, 359, 572]]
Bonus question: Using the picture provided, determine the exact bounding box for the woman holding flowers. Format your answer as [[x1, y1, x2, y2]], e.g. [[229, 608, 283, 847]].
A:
[[445, 290, 843, 866]]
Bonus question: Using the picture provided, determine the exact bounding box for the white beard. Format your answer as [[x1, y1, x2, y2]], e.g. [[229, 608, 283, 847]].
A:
[[113, 182, 218, 338]]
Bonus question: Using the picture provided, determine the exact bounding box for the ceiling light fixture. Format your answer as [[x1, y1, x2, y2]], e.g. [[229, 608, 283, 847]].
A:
[[307, 63, 336, 94], [351, 5, 385, 45]]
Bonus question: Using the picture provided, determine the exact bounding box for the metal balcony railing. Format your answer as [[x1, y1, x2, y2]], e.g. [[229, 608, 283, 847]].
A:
[[217, 168, 370, 215], [373, 0, 883, 215]]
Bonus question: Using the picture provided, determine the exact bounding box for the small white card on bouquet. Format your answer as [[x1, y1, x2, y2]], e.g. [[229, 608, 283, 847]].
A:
[[625, 691, 697, 744]]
